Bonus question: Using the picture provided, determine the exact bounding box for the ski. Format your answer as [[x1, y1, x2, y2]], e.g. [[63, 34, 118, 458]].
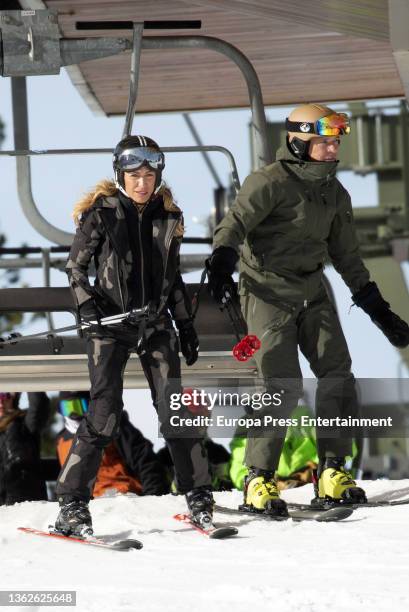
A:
[[18, 527, 143, 551], [214, 504, 354, 523], [173, 513, 238, 539], [286, 497, 409, 511]]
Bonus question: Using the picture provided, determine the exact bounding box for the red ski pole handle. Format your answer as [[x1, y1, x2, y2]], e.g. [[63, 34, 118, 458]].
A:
[[233, 340, 250, 362], [232, 334, 261, 362], [243, 334, 261, 351]]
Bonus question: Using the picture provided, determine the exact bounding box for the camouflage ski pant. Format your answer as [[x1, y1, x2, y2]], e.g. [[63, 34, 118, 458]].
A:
[[241, 287, 358, 471], [56, 319, 211, 501]]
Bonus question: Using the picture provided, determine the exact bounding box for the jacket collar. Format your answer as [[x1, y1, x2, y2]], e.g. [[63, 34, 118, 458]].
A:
[[118, 191, 163, 218], [97, 195, 126, 219], [276, 143, 338, 184], [97, 192, 180, 262]]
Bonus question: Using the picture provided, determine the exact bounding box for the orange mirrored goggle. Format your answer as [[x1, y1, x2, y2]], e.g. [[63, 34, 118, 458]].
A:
[[285, 113, 351, 136]]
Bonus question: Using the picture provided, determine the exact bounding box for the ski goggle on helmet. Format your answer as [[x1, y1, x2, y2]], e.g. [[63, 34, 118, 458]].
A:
[[113, 135, 165, 196], [285, 112, 351, 137], [58, 397, 89, 419], [113, 136, 165, 174]]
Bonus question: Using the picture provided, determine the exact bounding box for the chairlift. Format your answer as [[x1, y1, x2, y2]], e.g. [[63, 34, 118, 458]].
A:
[[0, 9, 272, 389]]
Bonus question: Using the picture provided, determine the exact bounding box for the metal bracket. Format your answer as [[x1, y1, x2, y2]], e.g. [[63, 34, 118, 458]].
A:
[[46, 333, 63, 354], [0, 9, 132, 77], [0, 9, 60, 76]]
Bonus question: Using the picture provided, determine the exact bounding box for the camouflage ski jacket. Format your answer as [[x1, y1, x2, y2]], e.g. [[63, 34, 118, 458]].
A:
[[66, 193, 192, 321], [213, 144, 370, 303]]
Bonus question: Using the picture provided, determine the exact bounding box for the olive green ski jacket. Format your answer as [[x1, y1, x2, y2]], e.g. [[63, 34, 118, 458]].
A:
[[213, 145, 370, 302]]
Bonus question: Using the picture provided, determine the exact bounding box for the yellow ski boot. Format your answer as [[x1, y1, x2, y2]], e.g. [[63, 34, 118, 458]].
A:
[[315, 458, 367, 506], [240, 469, 288, 517]]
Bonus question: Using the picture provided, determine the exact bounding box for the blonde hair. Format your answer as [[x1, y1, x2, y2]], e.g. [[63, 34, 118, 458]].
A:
[[72, 179, 184, 237]]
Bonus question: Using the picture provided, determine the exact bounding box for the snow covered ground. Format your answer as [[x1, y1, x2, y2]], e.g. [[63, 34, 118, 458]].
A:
[[1, 480, 409, 612]]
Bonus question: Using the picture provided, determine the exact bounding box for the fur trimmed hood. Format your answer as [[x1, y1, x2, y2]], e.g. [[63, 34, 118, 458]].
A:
[[73, 179, 181, 226]]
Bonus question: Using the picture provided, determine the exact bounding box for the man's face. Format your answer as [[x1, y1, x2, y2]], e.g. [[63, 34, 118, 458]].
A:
[[123, 166, 156, 204], [0, 393, 15, 418], [308, 136, 341, 161]]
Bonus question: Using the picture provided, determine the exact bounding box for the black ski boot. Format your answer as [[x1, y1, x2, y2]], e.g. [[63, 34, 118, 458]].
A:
[[54, 497, 93, 537], [185, 487, 214, 529]]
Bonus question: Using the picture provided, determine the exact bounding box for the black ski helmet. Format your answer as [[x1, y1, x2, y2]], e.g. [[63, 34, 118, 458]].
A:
[[112, 135, 165, 196]]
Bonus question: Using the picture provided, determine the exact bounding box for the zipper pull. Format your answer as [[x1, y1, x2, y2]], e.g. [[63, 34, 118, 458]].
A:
[[303, 300, 308, 308]]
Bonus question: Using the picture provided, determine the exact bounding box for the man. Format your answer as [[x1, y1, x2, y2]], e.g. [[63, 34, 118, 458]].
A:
[[207, 103, 409, 515]]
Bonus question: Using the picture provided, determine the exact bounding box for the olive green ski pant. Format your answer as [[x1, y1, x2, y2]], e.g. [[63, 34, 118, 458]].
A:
[[241, 287, 358, 471]]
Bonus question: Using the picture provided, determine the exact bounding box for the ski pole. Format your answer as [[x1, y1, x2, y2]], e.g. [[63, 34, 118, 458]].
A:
[[220, 286, 261, 362], [0, 306, 150, 347]]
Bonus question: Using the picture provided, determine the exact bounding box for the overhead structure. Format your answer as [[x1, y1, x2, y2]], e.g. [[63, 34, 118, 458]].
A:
[[21, 0, 408, 113], [3, 1, 409, 249]]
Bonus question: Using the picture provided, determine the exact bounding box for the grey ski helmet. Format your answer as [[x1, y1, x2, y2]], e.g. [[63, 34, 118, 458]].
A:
[[113, 135, 165, 197]]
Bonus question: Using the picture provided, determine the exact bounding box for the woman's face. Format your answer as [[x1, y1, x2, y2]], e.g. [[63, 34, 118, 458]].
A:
[[123, 166, 156, 204], [0, 393, 15, 418]]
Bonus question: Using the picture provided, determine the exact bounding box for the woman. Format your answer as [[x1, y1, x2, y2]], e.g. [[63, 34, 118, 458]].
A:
[[54, 136, 213, 537]]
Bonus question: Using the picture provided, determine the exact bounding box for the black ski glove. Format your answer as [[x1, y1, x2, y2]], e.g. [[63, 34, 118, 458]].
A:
[[206, 246, 238, 303], [352, 282, 409, 348], [79, 298, 101, 326], [176, 320, 199, 366]]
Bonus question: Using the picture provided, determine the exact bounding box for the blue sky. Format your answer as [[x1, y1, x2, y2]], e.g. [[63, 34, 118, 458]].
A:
[[0, 69, 408, 445]]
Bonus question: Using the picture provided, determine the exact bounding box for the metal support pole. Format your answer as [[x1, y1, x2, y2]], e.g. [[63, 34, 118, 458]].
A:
[[64, 33, 269, 167], [3, 142, 240, 245], [399, 100, 409, 232], [0, 253, 208, 273], [182, 113, 223, 188], [141, 36, 271, 168], [375, 113, 384, 166], [122, 23, 144, 138], [11, 77, 74, 245], [0, 257, 66, 269], [2, 145, 241, 185], [41, 247, 55, 332], [356, 115, 365, 168]]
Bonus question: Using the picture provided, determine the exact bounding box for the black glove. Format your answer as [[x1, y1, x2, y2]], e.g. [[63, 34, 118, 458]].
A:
[[352, 282, 409, 348], [177, 320, 199, 366], [206, 246, 238, 303], [79, 298, 101, 326]]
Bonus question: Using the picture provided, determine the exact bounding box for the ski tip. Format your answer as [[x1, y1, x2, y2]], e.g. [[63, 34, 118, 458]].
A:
[[174, 513, 238, 538], [18, 526, 143, 551], [315, 507, 354, 521], [173, 513, 189, 521], [209, 527, 238, 539], [112, 539, 143, 550]]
